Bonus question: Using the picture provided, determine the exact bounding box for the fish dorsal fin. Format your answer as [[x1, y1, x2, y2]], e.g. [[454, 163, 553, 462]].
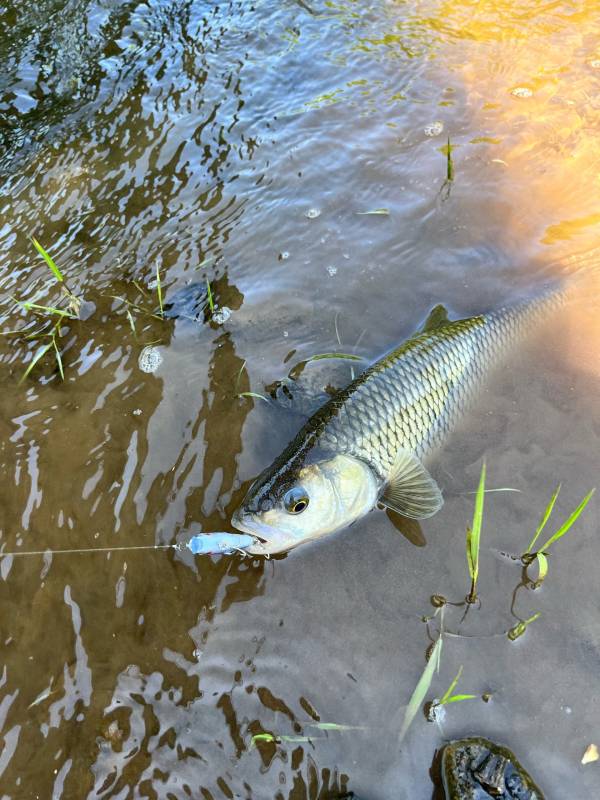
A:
[[380, 449, 443, 519], [421, 304, 450, 332]]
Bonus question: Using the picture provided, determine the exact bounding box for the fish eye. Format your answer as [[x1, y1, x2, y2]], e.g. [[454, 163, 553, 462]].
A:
[[284, 487, 309, 514]]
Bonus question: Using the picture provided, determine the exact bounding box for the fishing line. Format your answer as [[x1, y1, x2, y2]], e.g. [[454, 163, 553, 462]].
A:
[[0, 543, 179, 558]]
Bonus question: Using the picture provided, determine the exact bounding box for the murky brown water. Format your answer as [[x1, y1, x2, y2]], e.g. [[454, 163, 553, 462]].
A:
[[1, 1, 600, 798]]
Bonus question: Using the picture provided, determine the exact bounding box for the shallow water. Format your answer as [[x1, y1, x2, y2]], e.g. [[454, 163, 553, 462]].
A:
[[1, 1, 599, 798]]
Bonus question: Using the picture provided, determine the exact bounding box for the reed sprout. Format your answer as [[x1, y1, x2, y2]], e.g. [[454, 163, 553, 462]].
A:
[[466, 461, 486, 603]]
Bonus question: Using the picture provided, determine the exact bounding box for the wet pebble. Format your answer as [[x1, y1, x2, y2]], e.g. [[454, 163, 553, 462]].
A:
[[305, 208, 321, 219], [212, 306, 231, 324], [138, 345, 163, 373], [510, 86, 533, 98], [424, 121, 444, 137]]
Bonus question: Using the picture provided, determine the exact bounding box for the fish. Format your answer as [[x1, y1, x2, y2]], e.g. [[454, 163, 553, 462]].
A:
[[231, 291, 563, 555]]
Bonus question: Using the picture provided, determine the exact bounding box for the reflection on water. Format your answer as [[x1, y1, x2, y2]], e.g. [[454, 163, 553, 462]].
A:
[[0, 1, 599, 798]]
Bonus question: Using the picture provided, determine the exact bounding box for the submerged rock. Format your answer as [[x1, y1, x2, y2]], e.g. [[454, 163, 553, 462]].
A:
[[442, 737, 545, 799], [138, 345, 163, 374]]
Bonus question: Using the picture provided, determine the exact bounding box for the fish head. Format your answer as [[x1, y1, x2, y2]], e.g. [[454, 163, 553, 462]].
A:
[[231, 453, 379, 555]]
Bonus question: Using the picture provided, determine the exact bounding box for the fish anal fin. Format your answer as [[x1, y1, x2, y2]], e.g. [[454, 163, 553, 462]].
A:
[[380, 449, 443, 520]]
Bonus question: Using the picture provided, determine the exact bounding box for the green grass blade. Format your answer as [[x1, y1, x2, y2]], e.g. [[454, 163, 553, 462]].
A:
[[16, 300, 72, 318], [156, 264, 163, 318], [507, 612, 540, 641], [356, 208, 390, 215], [444, 137, 454, 181], [237, 391, 269, 402], [466, 462, 486, 595], [234, 359, 247, 393], [206, 279, 214, 313], [31, 237, 64, 282], [52, 337, 64, 380], [439, 665, 463, 705], [307, 352, 364, 363], [308, 722, 366, 731], [132, 280, 150, 298], [538, 489, 595, 553], [125, 308, 136, 334], [19, 340, 54, 383], [527, 552, 548, 588], [526, 484, 561, 553], [441, 694, 477, 704], [399, 638, 441, 743], [250, 733, 275, 748]]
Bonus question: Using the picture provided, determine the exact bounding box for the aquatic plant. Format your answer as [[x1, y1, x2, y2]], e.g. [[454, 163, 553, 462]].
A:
[[249, 721, 363, 749], [206, 278, 215, 314], [466, 462, 486, 603], [31, 237, 81, 317], [5, 238, 82, 382], [507, 612, 540, 642], [445, 136, 454, 182], [287, 351, 365, 381], [436, 665, 476, 706], [155, 263, 164, 319], [522, 485, 595, 588], [356, 208, 390, 215], [399, 637, 442, 743], [233, 359, 269, 402]]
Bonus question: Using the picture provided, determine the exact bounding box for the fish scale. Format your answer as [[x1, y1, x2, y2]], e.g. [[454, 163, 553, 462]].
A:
[[312, 292, 562, 481]]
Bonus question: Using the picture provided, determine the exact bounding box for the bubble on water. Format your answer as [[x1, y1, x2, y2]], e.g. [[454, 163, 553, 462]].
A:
[[589, 59, 600, 69], [327, 265, 337, 277], [305, 208, 321, 219], [138, 345, 163, 373], [424, 121, 444, 137], [510, 86, 533, 98], [212, 306, 232, 324]]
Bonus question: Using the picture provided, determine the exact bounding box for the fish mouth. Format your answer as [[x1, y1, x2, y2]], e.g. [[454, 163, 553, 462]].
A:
[[231, 508, 267, 540]]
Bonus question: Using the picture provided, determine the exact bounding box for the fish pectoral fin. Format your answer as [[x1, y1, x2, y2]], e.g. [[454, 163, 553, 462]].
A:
[[380, 449, 443, 519]]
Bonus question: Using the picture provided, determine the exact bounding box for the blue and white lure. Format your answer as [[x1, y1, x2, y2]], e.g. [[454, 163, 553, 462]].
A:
[[184, 532, 260, 556]]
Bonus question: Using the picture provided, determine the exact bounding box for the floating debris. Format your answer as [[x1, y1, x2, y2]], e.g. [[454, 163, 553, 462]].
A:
[[278, 251, 290, 261], [326, 265, 337, 277], [582, 744, 599, 765], [510, 87, 533, 98], [424, 121, 444, 137], [138, 345, 163, 373], [588, 59, 600, 69], [305, 208, 321, 219], [356, 208, 390, 215], [212, 306, 232, 325]]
